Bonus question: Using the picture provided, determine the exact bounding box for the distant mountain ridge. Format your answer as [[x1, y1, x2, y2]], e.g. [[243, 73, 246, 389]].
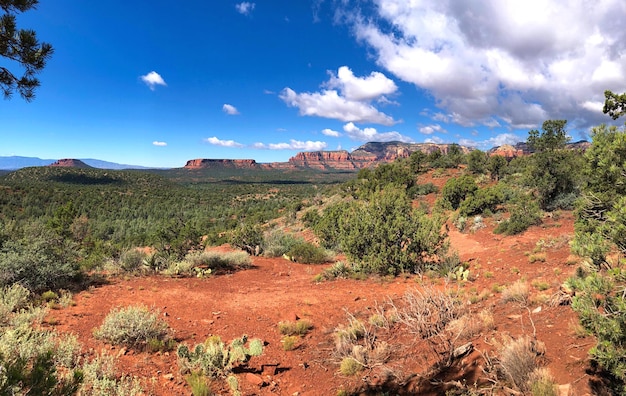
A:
[[0, 156, 152, 170]]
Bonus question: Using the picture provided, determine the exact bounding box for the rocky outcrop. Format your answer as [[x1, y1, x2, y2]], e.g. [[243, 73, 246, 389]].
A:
[[184, 159, 258, 169], [488, 140, 591, 159], [49, 159, 92, 168], [287, 151, 361, 170]]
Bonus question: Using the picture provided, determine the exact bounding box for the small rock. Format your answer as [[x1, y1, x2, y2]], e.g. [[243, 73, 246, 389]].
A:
[[507, 314, 522, 320], [116, 347, 127, 358], [558, 383, 572, 396], [532, 306, 542, 314], [163, 374, 174, 381], [245, 373, 265, 387]]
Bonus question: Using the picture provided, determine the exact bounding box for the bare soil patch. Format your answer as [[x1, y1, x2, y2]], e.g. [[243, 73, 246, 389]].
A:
[[48, 211, 594, 395]]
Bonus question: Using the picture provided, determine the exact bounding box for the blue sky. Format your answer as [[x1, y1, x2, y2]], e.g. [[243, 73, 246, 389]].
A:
[[1, 0, 625, 167]]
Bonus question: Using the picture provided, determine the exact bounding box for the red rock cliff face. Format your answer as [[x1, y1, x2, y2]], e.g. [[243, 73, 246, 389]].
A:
[[287, 151, 363, 170], [184, 159, 258, 169], [49, 159, 91, 168]]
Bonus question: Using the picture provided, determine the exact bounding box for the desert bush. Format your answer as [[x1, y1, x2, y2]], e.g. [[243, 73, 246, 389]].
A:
[[440, 175, 478, 210], [186, 371, 211, 396], [185, 251, 251, 271], [281, 335, 300, 351], [318, 261, 354, 280], [286, 242, 331, 264], [333, 315, 391, 376], [528, 368, 558, 396], [230, 222, 264, 256], [501, 280, 530, 305], [494, 193, 542, 235], [458, 183, 507, 217], [335, 188, 448, 275], [119, 249, 147, 272], [177, 335, 263, 379], [570, 271, 626, 392], [407, 182, 438, 197], [278, 320, 313, 336], [0, 284, 31, 325], [0, 226, 81, 292], [94, 305, 172, 350], [498, 336, 545, 392], [79, 352, 144, 395], [262, 229, 303, 258]]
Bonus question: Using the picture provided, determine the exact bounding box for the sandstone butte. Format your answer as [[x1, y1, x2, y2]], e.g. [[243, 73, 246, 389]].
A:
[[49, 159, 92, 168]]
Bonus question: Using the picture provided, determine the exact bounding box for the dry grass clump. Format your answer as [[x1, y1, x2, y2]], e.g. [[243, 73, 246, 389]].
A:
[[333, 315, 392, 377], [278, 319, 313, 336], [528, 367, 558, 396], [497, 335, 547, 392], [501, 280, 530, 305], [447, 309, 495, 339]]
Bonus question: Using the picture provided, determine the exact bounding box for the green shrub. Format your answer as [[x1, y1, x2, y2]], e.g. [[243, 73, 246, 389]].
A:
[[318, 261, 354, 280], [177, 335, 263, 379], [119, 249, 147, 272], [186, 371, 211, 396], [263, 230, 304, 258], [441, 175, 478, 210], [0, 226, 81, 292], [287, 242, 331, 264], [94, 305, 171, 350], [281, 335, 300, 351], [458, 183, 507, 217], [495, 193, 541, 235], [570, 272, 626, 392], [79, 352, 144, 395], [339, 357, 363, 376], [335, 188, 448, 275], [230, 222, 264, 256]]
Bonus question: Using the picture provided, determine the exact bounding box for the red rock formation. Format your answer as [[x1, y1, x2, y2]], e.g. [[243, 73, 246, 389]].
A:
[[184, 159, 258, 169], [287, 151, 362, 170], [488, 144, 526, 159], [49, 159, 91, 168]]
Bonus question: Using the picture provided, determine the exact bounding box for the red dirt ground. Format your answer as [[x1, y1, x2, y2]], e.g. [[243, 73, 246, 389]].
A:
[[45, 208, 597, 395]]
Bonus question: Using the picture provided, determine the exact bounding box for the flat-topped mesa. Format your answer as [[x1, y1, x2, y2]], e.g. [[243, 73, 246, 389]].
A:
[[49, 159, 92, 168], [184, 159, 258, 169], [287, 150, 362, 169]]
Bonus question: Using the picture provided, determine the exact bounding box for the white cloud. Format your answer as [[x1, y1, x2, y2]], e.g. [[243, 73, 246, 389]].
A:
[[339, 0, 626, 129], [322, 128, 341, 137], [484, 133, 522, 147], [425, 136, 444, 144], [280, 88, 396, 125], [205, 137, 244, 148], [222, 104, 240, 115], [325, 66, 397, 101], [253, 139, 328, 150], [235, 2, 255, 15], [152, 141, 167, 147], [343, 122, 413, 142], [418, 124, 445, 135], [140, 71, 166, 90]]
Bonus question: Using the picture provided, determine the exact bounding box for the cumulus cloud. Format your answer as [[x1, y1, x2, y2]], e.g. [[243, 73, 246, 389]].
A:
[[343, 122, 413, 142], [280, 66, 398, 125], [338, 0, 626, 129], [140, 71, 166, 90], [322, 128, 341, 137], [152, 141, 167, 146], [280, 88, 396, 125], [484, 133, 522, 147], [253, 139, 327, 150], [325, 66, 397, 101], [418, 124, 445, 135], [425, 136, 444, 144], [205, 137, 244, 148], [235, 2, 255, 15], [222, 104, 240, 115]]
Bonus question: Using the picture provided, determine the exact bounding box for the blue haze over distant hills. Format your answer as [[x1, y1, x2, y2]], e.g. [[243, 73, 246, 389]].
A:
[[0, 156, 156, 170]]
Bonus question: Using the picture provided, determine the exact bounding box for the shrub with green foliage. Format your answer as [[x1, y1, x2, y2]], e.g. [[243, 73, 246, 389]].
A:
[[322, 188, 448, 275], [458, 183, 507, 217], [467, 149, 488, 174], [494, 192, 541, 235], [94, 305, 172, 350], [570, 271, 626, 393], [262, 229, 304, 258], [286, 242, 331, 264], [229, 222, 264, 256], [0, 223, 81, 292], [440, 175, 478, 210]]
